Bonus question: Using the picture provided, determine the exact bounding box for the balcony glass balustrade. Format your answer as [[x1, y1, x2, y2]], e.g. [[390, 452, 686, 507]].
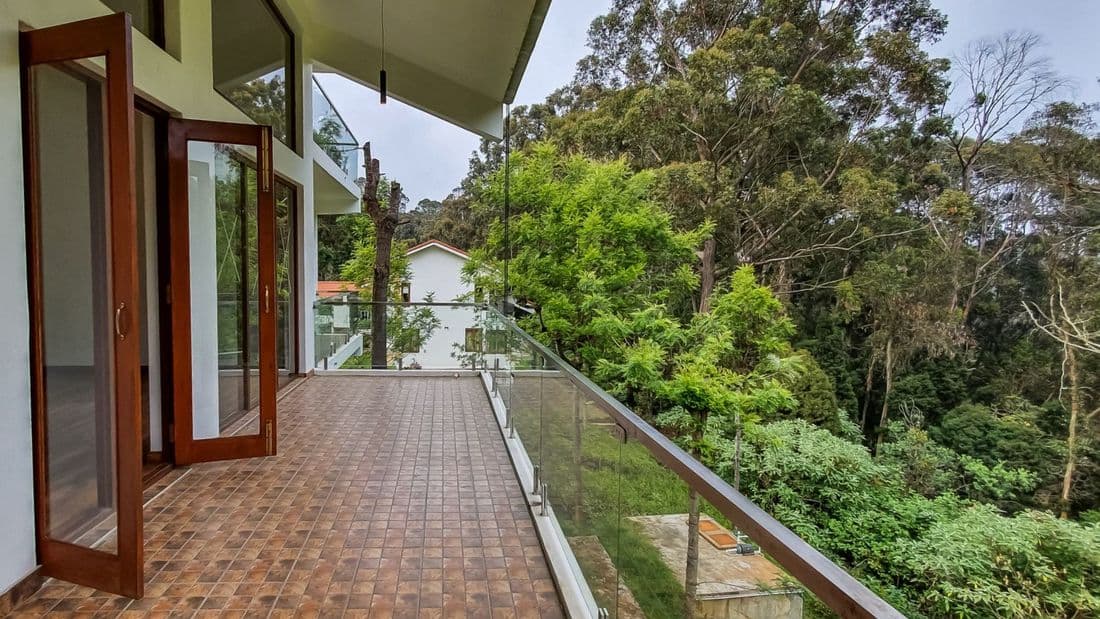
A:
[[312, 76, 360, 181]]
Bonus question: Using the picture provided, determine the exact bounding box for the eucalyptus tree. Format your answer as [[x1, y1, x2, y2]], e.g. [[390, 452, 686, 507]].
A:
[[554, 0, 950, 305], [1016, 102, 1100, 517], [929, 32, 1070, 320]]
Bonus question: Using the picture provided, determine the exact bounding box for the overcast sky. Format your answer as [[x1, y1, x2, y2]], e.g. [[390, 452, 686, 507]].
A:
[[316, 0, 1100, 207]]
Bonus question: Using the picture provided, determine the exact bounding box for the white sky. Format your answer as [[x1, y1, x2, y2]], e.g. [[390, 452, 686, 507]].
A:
[[316, 0, 1100, 207]]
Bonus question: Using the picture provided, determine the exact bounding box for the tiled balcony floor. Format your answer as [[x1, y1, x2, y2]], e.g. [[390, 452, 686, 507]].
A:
[[12, 376, 564, 618]]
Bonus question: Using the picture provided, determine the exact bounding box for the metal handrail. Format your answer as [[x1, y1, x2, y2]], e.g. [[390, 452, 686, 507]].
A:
[[312, 301, 904, 617]]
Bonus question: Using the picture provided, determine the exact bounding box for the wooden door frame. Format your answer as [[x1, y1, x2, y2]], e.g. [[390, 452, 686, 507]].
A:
[[273, 175, 302, 383], [167, 119, 277, 465], [20, 13, 143, 599], [135, 97, 176, 474]]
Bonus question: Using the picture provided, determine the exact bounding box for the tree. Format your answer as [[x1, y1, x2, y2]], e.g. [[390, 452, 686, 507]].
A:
[[360, 143, 407, 369], [597, 267, 800, 616], [556, 0, 950, 304], [929, 32, 1069, 320], [465, 144, 703, 371], [1012, 101, 1100, 517], [1025, 279, 1100, 518], [850, 244, 967, 446]]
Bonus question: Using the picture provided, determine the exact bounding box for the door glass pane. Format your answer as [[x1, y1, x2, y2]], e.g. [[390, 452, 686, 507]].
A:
[[187, 141, 261, 439], [275, 182, 296, 388], [32, 63, 118, 550]]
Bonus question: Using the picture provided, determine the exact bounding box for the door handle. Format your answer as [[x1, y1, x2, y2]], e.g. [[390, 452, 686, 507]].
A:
[[115, 302, 126, 339], [264, 286, 271, 314]]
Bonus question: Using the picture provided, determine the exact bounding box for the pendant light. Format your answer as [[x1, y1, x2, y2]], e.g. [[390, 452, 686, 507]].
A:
[[379, 0, 387, 104]]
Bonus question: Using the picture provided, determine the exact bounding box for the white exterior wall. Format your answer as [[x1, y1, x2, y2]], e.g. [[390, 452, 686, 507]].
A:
[[398, 246, 479, 370], [406, 246, 471, 303], [0, 0, 347, 594]]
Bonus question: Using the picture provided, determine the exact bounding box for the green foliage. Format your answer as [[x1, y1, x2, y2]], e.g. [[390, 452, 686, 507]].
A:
[[467, 143, 703, 371], [879, 424, 1037, 506], [932, 401, 1060, 472], [730, 420, 1097, 617], [896, 507, 1100, 617], [777, 350, 845, 432]]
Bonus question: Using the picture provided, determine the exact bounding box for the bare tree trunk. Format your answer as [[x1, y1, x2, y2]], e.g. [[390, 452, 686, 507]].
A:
[[685, 483, 701, 619], [875, 337, 894, 452], [683, 239, 717, 618], [369, 215, 395, 369], [362, 143, 402, 369], [1061, 341, 1079, 519], [733, 411, 742, 492], [860, 355, 877, 434], [572, 389, 584, 525], [699, 237, 716, 309]]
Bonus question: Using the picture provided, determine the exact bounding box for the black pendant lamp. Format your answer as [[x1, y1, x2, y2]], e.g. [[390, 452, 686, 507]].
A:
[[379, 0, 387, 104]]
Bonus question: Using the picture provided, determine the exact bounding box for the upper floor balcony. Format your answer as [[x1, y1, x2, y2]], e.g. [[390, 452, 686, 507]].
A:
[[312, 76, 361, 184]]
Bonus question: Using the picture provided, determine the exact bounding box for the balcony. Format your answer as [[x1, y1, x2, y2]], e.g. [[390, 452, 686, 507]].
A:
[[11, 304, 899, 618], [312, 76, 361, 182]]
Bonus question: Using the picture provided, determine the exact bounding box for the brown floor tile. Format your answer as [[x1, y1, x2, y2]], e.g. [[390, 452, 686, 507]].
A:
[[10, 377, 564, 617]]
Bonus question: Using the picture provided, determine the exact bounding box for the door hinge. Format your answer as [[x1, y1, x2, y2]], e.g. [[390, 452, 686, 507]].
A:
[[168, 423, 174, 443], [165, 284, 172, 305], [265, 420, 273, 455]]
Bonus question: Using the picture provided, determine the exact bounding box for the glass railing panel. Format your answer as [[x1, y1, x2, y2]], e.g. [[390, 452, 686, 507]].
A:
[[605, 432, 691, 618], [312, 76, 360, 179], [540, 390, 632, 617], [313, 302, 515, 371], [312, 298, 370, 369], [509, 360, 544, 479]]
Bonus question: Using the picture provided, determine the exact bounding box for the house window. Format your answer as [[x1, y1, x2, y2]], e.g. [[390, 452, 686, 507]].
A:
[[212, 0, 296, 149], [465, 328, 483, 353], [399, 332, 422, 354], [102, 0, 164, 46], [486, 329, 509, 354]]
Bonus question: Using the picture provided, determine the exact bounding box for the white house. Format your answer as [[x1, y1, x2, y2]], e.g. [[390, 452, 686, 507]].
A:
[[403, 238, 474, 303], [398, 239, 483, 369]]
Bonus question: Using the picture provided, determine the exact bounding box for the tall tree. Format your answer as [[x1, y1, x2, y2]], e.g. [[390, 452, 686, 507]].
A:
[[555, 0, 950, 304], [361, 143, 406, 369], [1017, 101, 1100, 517], [931, 31, 1069, 320]]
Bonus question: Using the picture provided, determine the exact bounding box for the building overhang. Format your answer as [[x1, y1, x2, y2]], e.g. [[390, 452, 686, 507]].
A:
[[288, 0, 552, 140]]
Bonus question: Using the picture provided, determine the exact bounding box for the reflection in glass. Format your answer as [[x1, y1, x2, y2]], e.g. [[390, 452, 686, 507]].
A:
[[312, 77, 360, 177], [188, 142, 261, 439], [101, 0, 161, 43], [33, 63, 119, 548], [276, 181, 296, 388], [211, 0, 294, 147]]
